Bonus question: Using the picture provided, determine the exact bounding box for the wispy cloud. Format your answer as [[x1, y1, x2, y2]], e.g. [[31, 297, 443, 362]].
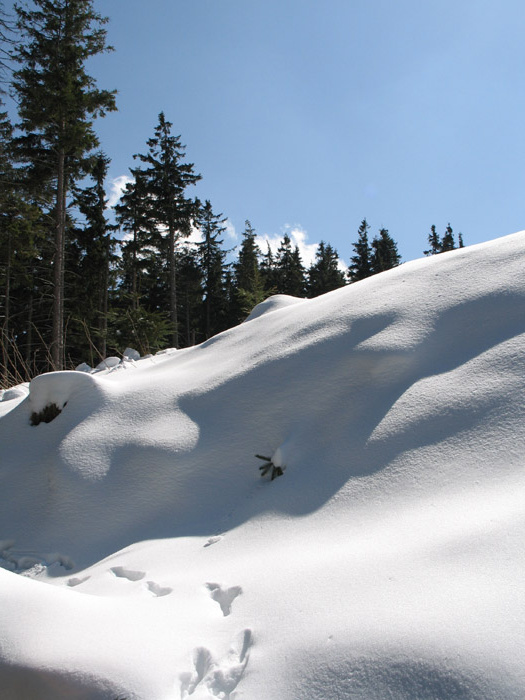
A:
[[225, 219, 237, 241], [256, 225, 319, 268], [107, 175, 133, 208]]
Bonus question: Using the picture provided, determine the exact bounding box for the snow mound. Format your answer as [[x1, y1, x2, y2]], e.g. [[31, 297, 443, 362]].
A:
[[28, 370, 102, 414], [244, 293, 306, 321], [0, 384, 29, 402], [1, 232, 525, 699]]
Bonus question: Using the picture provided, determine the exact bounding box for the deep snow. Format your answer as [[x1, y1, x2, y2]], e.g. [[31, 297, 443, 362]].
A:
[[1, 232, 525, 699]]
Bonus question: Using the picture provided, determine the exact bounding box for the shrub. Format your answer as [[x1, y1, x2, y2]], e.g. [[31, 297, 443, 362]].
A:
[[30, 402, 63, 426]]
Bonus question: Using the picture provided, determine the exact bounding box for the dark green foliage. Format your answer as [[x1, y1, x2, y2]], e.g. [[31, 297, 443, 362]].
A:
[[232, 221, 269, 320], [370, 228, 401, 273], [176, 246, 203, 347], [67, 153, 117, 366], [131, 112, 201, 347], [307, 241, 346, 297], [0, 108, 50, 387], [274, 234, 306, 296], [234, 221, 260, 290], [424, 223, 462, 255], [195, 200, 229, 339], [256, 454, 284, 481], [115, 170, 156, 309], [424, 225, 441, 256], [107, 303, 173, 357], [30, 402, 62, 426], [348, 219, 373, 282], [0, 2, 13, 87], [259, 242, 277, 293], [441, 223, 455, 252], [11, 0, 117, 369]]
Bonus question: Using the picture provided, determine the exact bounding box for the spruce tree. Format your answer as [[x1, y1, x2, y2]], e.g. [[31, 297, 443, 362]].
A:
[[307, 241, 346, 297], [274, 233, 305, 296], [0, 2, 13, 88], [68, 153, 116, 364], [441, 223, 455, 252], [370, 228, 401, 273], [195, 199, 228, 339], [133, 112, 201, 348], [424, 225, 441, 255], [12, 0, 116, 369], [233, 220, 267, 320], [0, 109, 44, 385], [115, 170, 156, 310], [348, 219, 373, 282], [260, 242, 277, 293], [176, 245, 203, 347]]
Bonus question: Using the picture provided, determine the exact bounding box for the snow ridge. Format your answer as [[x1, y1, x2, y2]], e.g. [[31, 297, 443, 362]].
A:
[[0, 232, 524, 699]]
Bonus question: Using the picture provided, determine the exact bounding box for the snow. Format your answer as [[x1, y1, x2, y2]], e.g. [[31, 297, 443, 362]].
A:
[[1, 231, 525, 699]]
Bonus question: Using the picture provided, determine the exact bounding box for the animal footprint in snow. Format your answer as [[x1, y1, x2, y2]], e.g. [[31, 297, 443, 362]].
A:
[[179, 629, 253, 699], [146, 580, 172, 597], [110, 566, 145, 582], [206, 582, 242, 616]]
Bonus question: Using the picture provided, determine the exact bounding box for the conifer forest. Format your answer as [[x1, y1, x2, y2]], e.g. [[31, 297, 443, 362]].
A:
[[0, 0, 465, 388]]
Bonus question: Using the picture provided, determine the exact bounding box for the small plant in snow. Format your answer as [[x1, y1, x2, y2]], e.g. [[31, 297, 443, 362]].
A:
[[256, 454, 284, 481], [30, 402, 63, 426]]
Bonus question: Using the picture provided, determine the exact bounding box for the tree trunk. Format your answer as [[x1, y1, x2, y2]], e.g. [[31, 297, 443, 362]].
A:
[[51, 150, 66, 370], [169, 225, 178, 348], [1, 225, 12, 387], [100, 234, 109, 358], [131, 226, 139, 310]]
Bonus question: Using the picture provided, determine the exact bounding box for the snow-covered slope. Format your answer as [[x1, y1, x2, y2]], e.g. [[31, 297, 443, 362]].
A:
[[1, 232, 524, 699]]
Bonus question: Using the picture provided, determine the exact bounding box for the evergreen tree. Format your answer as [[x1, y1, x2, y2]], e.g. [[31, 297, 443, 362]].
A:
[[233, 220, 267, 320], [176, 245, 203, 347], [11, 0, 116, 369], [260, 242, 277, 293], [68, 153, 116, 365], [0, 109, 44, 385], [115, 170, 156, 310], [370, 228, 401, 273], [458, 232, 465, 248], [195, 199, 228, 339], [0, 2, 13, 88], [441, 223, 455, 252], [133, 112, 201, 347], [424, 225, 441, 256], [274, 233, 305, 296], [348, 219, 373, 282], [307, 241, 346, 297]]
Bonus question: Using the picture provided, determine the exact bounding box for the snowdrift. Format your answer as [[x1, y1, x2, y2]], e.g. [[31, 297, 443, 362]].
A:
[[1, 232, 524, 699]]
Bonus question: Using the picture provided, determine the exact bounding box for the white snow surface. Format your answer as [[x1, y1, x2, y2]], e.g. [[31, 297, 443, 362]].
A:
[[1, 232, 525, 699]]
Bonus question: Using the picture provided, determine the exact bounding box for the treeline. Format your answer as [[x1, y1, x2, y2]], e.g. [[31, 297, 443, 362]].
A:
[[0, 0, 464, 388]]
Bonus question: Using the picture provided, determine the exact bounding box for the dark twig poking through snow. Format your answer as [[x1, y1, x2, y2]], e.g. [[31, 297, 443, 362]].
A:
[[256, 454, 284, 481]]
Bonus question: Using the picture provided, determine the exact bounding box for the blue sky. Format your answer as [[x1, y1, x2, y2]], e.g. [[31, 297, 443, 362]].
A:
[[8, 0, 525, 265]]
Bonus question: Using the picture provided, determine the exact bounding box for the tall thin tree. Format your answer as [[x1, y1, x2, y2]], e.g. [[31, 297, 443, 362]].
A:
[[12, 0, 116, 369], [70, 152, 116, 363], [348, 219, 373, 282], [195, 199, 228, 339], [134, 112, 201, 347]]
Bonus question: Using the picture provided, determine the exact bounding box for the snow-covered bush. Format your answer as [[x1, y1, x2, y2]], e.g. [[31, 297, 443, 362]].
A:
[[30, 402, 62, 426]]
